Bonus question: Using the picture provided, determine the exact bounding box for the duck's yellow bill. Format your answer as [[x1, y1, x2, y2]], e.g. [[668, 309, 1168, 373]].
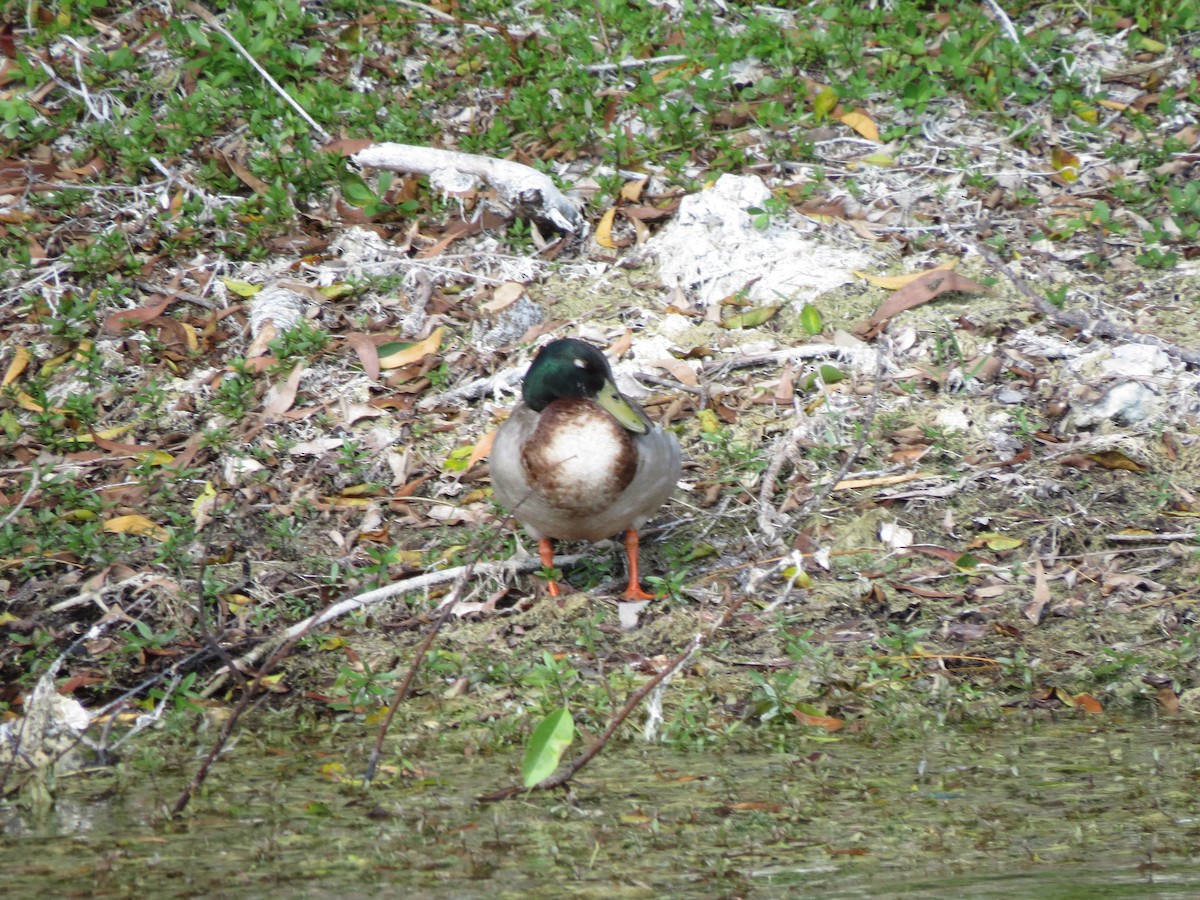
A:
[[597, 379, 647, 434]]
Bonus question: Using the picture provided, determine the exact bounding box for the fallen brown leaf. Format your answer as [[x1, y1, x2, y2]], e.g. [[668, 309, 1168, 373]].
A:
[[1087, 449, 1145, 472], [263, 363, 304, 419], [346, 332, 382, 381], [103, 295, 177, 332], [870, 270, 988, 325], [793, 710, 844, 731]]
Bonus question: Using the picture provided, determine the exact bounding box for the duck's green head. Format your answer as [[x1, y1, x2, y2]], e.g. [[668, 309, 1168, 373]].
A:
[[523, 338, 648, 434]]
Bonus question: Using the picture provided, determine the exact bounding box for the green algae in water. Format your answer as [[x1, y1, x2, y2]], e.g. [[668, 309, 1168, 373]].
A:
[[2, 718, 1200, 898]]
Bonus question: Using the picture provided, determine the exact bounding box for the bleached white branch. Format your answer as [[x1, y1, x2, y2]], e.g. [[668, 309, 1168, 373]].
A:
[[201, 553, 583, 696], [352, 143, 584, 233], [585, 54, 688, 73]]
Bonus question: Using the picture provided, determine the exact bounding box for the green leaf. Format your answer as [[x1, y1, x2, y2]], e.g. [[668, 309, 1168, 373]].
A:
[[799, 365, 845, 390], [1133, 34, 1166, 53], [813, 86, 838, 121], [221, 278, 261, 298], [953, 552, 980, 571], [443, 444, 473, 472], [720, 305, 780, 329], [976, 533, 1024, 552], [374, 341, 413, 358], [679, 542, 717, 562], [0, 409, 19, 441], [521, 707, 575, 788], [340, 172, 378, 208], [800, 303, 823, 336]]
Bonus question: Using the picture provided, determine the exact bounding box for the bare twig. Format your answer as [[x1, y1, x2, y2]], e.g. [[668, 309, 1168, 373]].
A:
[[0, 469, 39, 528], [1106, 532, 1198, 544], [584, 54, 688, 73], [789, 350, 886, 531], [194, 559, 248, 691], [479, 576, 759, 802], [201, 554, 581, 696], [756, 350, 886, 542], [980, 0, 1051, 85], [46, 572, 162, 615], [170, 603, 325, 818], [184, 2, 330, 143], [364, 572, 471, 784], [699, 344, 878, 377], [418, 364, 523, 409], [134, 279, 220, 311], [634, 373, 708, 398], [380, 0, 458, 22]]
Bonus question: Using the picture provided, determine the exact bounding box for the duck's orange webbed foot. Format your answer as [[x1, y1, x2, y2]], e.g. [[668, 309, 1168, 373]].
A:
[[621, 529, 664, 601], [538, 537, 563, 596]]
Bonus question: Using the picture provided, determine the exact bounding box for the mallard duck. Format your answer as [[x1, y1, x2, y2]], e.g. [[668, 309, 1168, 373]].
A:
[[491, 338, 681, 600]]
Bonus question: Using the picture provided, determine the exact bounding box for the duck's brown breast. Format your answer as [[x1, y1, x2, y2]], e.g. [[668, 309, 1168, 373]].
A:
[[520, 398, 637, 517]]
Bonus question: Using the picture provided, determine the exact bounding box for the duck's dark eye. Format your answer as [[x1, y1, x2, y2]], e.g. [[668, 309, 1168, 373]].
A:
[[573, 358, 588, 369]]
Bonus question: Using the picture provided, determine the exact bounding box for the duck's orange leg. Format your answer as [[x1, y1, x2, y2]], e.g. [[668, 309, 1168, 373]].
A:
[[538, 537, 562, 596], [622, 529, 661, 601]]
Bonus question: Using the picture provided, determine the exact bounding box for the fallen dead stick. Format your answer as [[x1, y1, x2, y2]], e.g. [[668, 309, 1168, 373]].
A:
[[352, 143, 583, 233], [477, 632, 705, 802], [200, 554, 582, 697], [418, 364, 523, 409], [479, 579, 758, 802], [172, 612, 316, 818], [699, 343, 880, 376], [757, 347, 885, 542], [835, 471, 939, 490], [1106, 532, 1198, 543], [970, 239, 1200, 368], [365, 572, 470, 785]]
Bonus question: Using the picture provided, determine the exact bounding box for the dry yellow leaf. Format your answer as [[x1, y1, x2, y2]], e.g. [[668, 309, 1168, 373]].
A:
[[378, 326, 444, 369], [72, 424, 135, 443], [180, 321, 199, 352], [16, 392, 68, 414], [619, 178, 647, 202], [594, 207, 618, 248], [192, 481, 217, 530], [322, 496, 374, 508], [103, 514, 170, 542], [857, 259, 958, 290], [339, 483, 382, 497], [839, 110, 880, 142], [39, 347, 76, 376], [139, 451, 175, 466], [834, 472, 934, 490], [2, 346, 32, 386], [481, 282, 525, 315]]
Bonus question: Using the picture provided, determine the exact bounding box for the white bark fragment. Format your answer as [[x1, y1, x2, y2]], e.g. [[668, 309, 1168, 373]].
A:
[[248, 284, 307, 345], [351, 142, 583, 233]]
